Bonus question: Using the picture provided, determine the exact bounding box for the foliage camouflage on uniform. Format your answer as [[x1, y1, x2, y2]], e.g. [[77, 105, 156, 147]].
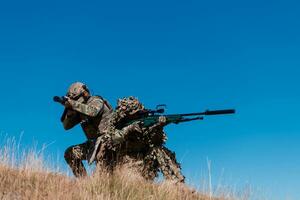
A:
[[96, 96, 185, 182]]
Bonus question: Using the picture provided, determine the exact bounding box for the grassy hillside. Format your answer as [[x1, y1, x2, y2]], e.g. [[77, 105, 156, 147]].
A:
[[0, 136, 243, 200], [0, 164, 218, 200]]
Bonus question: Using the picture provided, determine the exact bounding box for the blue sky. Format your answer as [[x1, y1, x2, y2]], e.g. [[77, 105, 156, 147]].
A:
[[0, 0, 300, 199]]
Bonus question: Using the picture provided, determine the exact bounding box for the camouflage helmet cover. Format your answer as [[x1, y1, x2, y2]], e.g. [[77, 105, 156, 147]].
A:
[[66, 82, 89, 99], [116, 96, 145, 115]]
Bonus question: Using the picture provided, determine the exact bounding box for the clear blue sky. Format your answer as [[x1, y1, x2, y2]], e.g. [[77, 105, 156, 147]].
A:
[[0, 0, 299, 199]]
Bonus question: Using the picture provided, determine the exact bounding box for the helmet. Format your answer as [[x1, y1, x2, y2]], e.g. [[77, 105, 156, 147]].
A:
[[66, 82, 89, 100]]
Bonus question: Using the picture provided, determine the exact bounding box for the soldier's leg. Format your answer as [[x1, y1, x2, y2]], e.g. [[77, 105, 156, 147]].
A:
[[142, 151, 160, 181], [95, 138, 117, 173], [154, 146, 185, 183], [64, 141, 92, 177], [114, 152, 159, 181]]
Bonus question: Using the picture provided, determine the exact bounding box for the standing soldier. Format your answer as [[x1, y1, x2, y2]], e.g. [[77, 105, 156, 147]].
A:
[[59, 82, 113, 177]]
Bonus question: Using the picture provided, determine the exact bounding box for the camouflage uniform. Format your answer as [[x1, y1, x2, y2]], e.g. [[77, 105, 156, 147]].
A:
[[62, 82, 113, 177], [97, 97, 185, 182]]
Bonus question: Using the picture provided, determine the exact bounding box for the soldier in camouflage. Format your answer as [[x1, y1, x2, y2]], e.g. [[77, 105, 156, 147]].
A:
[[96, 97, 185, 183], [61, 82, 113, 177]]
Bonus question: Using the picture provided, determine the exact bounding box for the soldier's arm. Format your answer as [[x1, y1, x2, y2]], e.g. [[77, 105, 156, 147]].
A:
[[109, 122, 142, 145], [61, 109, 81, 130], [68, 98, 104, 117]]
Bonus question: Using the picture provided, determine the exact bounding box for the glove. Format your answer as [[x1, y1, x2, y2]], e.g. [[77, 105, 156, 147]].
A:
[[64, 96, 73, 109], [158, 116, 167, 126]]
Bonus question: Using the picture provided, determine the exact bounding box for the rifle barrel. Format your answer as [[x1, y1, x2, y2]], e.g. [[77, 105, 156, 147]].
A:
[[179, 109, 235, 117]]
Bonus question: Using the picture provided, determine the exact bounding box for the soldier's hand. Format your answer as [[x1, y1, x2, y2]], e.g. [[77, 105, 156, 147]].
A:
[[158, 116, 167, 126], [64, 96, 73, 109]]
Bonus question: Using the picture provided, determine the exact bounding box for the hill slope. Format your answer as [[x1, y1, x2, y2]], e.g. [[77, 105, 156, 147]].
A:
[[0, 137, 239, 200], [0, 164, 221, 200]]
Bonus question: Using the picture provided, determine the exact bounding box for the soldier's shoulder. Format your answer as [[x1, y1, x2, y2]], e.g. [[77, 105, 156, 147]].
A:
[[88, 95, 104, 104], [89, 95, 103, 100]]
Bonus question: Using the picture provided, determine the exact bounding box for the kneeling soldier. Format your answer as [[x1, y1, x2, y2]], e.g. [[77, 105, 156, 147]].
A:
[[60, 82, 113, 177]]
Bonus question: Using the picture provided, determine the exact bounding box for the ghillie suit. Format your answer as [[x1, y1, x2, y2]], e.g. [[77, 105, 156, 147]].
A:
[[94, 97, 185, 183]]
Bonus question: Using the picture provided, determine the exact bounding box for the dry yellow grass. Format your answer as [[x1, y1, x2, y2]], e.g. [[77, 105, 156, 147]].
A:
[[0, 164, 225, 200], [0, 136, 242, 200]]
